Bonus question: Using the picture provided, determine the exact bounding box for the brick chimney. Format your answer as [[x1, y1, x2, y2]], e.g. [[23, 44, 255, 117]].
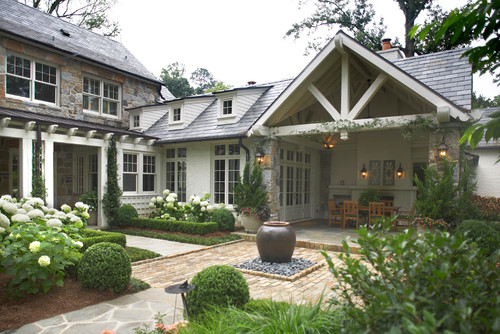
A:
[[382, 38, 392, 50], [247, 81, 256, 86]]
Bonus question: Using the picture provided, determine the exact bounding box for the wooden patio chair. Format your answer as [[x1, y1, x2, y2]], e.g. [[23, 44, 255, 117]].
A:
[[328, 198, 343, 228], [343, 200, 359, 229], [394, 205, 415, 229], [369, 202, 385, 228]]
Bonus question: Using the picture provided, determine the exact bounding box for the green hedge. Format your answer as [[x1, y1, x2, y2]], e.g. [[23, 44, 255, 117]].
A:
[[109, 228, 241, 246], [80, 229, 126, 252], [121, 217, 218, 235]]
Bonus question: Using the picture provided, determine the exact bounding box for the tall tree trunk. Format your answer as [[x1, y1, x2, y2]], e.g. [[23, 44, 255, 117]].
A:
[[395, 0, 432, 57]]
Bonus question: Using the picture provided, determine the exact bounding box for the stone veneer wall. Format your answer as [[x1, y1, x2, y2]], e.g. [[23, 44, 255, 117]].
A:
[[0, 37, 159, 128]]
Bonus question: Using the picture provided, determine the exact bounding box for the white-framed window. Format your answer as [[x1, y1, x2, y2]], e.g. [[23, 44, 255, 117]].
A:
[[123, 153, 138, 192], [5, 53, 58, 104], [213, 143, 241, 204], [173, 108, 181, 121], [83, 76, 120, 117], [166, 147, 187, 202], [133, 115, 140, 128], [123, 153, 157, 193], [169, 104, 183, 124], [143, 155, 156, 192], [222, 99, 232, 115]]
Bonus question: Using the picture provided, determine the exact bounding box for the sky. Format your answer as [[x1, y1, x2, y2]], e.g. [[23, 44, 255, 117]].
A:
[[109, 0, 497, 99]]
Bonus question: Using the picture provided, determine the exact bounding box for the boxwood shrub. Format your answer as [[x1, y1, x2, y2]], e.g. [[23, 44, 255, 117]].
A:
[[78, 242, 131, 293], [212, 208, 235, 231], [116, 204, 138, 226], [80, 229, 126, 252], [455, 220, 500, 256], [121, 217, 218, 235]]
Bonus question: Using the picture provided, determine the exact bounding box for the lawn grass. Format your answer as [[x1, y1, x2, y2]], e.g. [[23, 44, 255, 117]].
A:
[[126, 246, 162, 262], [110, 228, 241, 246]]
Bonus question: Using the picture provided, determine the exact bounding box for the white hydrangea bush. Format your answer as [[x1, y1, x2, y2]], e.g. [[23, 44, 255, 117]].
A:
[[0, 195, 87, 296], [148, 189, 219, 223]]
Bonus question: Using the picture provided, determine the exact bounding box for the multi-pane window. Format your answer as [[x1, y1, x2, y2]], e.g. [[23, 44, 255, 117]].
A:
[[222, 100, 232, 115], [89, 154, 98, 191], [214, 144, 240, 204], [143, 155, 156, 192], [76, 156, 84, 194], [166, 148, 187, 202], [83, 76, 120, 116], [281, 149, 312, 207], [133, 115, 140, 128], [6, 53, 58, 104], [123, 154, 138, 192], [173, 108, 181, 122]]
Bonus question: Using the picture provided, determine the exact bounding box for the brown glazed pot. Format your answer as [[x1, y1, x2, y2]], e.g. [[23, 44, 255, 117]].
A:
[[256, 221, 296, 263]]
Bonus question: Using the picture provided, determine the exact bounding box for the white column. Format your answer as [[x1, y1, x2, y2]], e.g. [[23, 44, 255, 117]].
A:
[[20, 138, 33, 198], [98, 145, 108, 227], [44, 140, 54, 208]]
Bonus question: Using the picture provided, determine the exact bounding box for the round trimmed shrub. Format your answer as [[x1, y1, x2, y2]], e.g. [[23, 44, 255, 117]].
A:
[[212, 208, 235, 231], [186, 265, 249, 317], [455, 220, 500, 256], [116, 204, 138, 226], [78, 242, 131, 293]]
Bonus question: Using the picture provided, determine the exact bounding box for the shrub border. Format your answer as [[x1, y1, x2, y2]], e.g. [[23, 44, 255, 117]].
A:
[[117, 217, 218, 235]]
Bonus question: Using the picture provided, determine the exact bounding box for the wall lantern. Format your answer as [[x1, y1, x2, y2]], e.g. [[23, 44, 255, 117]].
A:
[[340, 131, 349, 141], [322, 134, 335, 150], [396, 163, 404, 178], [360, 163, 367, 178], [255, 150, 265, 166], [437, 136, 448, 158]]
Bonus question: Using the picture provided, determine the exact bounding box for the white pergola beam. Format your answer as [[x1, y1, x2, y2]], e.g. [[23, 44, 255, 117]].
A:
[[67, 127, 78, 136], [340, 53, 350, 119], [47, 124, 58, 134], [24, 121, 36, 131], [308, 84, 341, 121], [0, 117, 11, 127], [348, 73, 387, 120]]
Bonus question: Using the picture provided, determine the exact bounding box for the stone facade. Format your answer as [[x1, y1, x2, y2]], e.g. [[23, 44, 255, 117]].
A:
[[0, 37, 159, 128]]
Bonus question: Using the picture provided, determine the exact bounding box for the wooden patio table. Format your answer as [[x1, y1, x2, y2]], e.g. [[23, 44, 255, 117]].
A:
[[336, 204, 400, 228]]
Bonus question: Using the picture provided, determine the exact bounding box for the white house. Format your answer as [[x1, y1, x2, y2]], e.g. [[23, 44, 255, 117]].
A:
[[2, 0, 492, 227]]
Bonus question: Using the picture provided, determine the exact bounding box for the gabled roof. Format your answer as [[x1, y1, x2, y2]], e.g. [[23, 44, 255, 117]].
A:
[[145, 80, 292, 144], [256, 30, 471, 127], [0, 0, 161, 85]]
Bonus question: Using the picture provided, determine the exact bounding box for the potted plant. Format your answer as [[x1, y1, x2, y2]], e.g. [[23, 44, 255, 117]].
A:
[[80, 190, 98, 225], [358, 189, 381, 206], [233, 162, 269, 233]]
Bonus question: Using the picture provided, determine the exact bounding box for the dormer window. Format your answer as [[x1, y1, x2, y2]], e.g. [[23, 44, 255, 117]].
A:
[[133, 115, 140, 128], [173, 108, 181, 121], [222, 100, 233, 115]]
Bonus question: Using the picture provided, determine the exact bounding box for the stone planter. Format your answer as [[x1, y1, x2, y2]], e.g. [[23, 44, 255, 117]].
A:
[[256, 221, 296, 263], [240, 215, 262, 233]]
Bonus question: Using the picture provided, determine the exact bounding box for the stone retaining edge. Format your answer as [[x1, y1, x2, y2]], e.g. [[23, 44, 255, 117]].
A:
[[235, 261, 326, 282]]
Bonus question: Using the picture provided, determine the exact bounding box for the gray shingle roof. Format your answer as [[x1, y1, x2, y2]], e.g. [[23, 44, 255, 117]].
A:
[[145, 80, 292, 143], [475, 108, 500, 148], [393, 48, 472, 110], [0, 0, 160, 84]]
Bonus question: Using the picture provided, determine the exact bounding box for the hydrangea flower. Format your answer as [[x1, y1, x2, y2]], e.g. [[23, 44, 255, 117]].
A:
[[200, 201, 209, 207], [81, 212, 90, 219], [0, 195, 13, 201], [27, 209, 45, 219], [73, 241, 84, 248], [171, 193, 177, 199], [167, 196, 176, 203], [47, 208, 57, 215], [0, 227, 5, 233], [75, 202, 89, 210], [22, 203, 34, 212], [150, 197, 157, 204], [149, 202, 155, 209], [193, 196, 200, 205], [61, 204, 71, 213], [29, 241, 41, 253], [38, 255, 50, 267], [53, 212, 66, 219], [156, 196, 164, 203], [163, 189, 170, 197], [2, 202, 18, 215], [11, 214, 31, 224], [46, 218, 63, 229], [0, 213, 10, 228]]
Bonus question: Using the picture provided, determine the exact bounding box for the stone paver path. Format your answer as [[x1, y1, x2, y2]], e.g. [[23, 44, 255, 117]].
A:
[[132, 240, 344, 304]]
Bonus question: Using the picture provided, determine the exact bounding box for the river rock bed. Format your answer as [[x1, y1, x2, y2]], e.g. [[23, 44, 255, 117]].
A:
[[234, 257, 317, 277]]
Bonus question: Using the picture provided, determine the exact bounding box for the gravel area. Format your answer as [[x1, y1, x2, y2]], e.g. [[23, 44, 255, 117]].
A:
[[233, 257, 317, 277]]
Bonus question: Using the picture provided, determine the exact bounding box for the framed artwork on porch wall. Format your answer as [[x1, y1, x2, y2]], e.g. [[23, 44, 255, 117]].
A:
[[383, 160, 395, 186], [369, 160, 381, 186]]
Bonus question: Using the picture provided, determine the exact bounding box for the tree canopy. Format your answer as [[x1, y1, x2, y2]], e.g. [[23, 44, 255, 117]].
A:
[[286, 0, 471, 57], [160, 63, 232, 98], [24, 0, 119, 37]]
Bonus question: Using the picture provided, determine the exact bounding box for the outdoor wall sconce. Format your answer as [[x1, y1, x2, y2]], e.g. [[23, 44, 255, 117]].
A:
[[360, 163, 367, 178], [322, 134, 335, 150], [255, 150, 265, 166], [437, 136, 448, 158], [396, 163, 404, 178]]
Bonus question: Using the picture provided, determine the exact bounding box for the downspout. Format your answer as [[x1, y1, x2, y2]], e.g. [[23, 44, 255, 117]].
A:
[[239, 137, 250, 162]]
